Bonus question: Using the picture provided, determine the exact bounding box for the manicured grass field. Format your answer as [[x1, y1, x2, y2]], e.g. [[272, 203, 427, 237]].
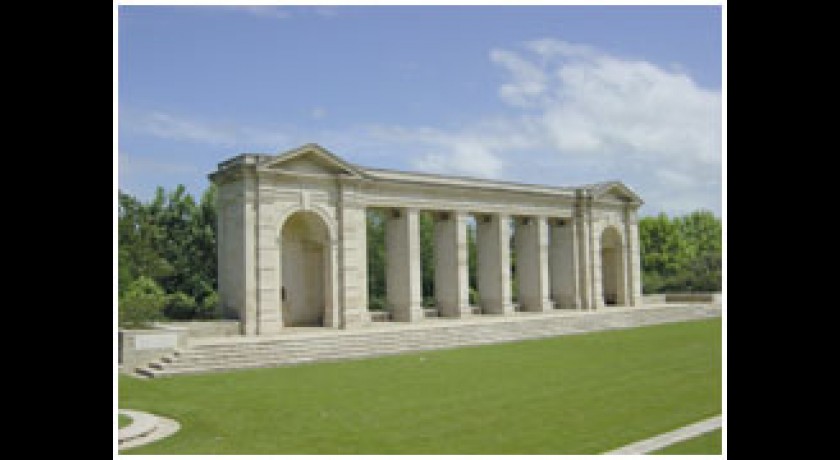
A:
[[118, 414, 132, 429], [653, 428, 722, 455], [119, 317, 721, 454]]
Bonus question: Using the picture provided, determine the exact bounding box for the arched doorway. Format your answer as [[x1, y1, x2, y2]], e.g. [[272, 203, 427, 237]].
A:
[[281, 211, 329, 326], [600, 226, 625, 306]]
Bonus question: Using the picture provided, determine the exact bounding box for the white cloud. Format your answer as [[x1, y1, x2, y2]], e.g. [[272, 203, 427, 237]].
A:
[[412, 139, 505, 179], [489, 49, 548, 108], [122, 38, 721, 215], [234, 6, 291, 20], [122, 111, 291, 149], [375, 38, 722, 215], [118, 152, 199, 176], [311, 107, 327, 119]]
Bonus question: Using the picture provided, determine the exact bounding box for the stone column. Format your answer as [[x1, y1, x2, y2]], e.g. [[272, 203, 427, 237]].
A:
[[624, 207, 642, 307], [515, 216, 554, 312], [476, 213, 514, 315], [242, 172, 259, 334], [550, 218, 581, 309], [575, 191, 593, 310], [434, 211, 471, 318], [338, 180, 369, 328], [386, 208, 423, 322], [256, 183, 282, 335]]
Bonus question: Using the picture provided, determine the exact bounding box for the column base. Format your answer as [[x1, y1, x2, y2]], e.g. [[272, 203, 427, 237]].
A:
[[520, 299, 556, 312], [258, 320, 283, 335], [438, 303, 474, 318], [341, 307, 372, 328], [482, 302, 515, 315], [391, 304, 424, 322]]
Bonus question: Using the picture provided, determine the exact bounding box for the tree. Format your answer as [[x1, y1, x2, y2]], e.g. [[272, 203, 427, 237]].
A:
[[118, 184, 220, 322], [366, 210, 387, 310], [638, 211, 721, 293], [420, 212, 435, 306], [119, 276, 167, 328]]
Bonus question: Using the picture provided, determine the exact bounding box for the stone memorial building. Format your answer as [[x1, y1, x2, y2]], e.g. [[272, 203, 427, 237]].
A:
[[209, 144, 643, 335]]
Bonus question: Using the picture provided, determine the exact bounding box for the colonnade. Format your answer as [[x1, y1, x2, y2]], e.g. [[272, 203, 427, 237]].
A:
[[378, 209, 590, 321], [211, 144, 643, 335]]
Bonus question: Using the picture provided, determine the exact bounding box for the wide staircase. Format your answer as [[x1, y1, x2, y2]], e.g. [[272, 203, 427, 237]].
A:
[[135, 303, 720, 378]]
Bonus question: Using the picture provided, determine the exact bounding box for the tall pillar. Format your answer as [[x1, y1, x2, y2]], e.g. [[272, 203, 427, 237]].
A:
[[624, 207, 642, 306], [386, 208, 423, 322], [256, 187, 282, 335], [435, 211, 471, 318], [575, 191, 593, 310], [550, 218, 580, 309], [337, 184, 369, 328], [242, 173, 259, 334], [515, 216, 553, 312], [476, 213, 513, 315]]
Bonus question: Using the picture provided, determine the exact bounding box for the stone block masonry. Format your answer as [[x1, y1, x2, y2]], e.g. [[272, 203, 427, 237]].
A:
[[209, 143, 645, 334]]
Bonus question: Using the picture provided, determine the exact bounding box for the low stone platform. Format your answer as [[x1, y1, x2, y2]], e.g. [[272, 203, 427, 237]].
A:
[[135, 303, 721, 378]]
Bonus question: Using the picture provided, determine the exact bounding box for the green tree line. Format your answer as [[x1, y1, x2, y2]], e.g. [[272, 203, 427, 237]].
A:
[[118, 184, 721, 326], [638, 211, 722, 293], [118, 185, 219, 327]]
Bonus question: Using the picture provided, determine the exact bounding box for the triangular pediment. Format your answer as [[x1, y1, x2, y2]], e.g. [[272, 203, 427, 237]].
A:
[[591, 181, 643, 205], [259, 143, 364, 178]]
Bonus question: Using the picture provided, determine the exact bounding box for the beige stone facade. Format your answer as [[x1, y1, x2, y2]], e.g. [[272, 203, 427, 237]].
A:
[[209, 143, 644, 334]]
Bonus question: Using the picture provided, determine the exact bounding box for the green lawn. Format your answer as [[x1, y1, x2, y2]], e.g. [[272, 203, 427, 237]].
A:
[[119, 317, 721, 454], [118, 413, 132, 429], [653, 428, 722, 455]]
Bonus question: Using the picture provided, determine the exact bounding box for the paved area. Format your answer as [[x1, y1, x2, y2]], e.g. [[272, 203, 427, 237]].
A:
[[603, 415, 722, 455], [118, 409, 181, 451], [189, 303, 700, 346]]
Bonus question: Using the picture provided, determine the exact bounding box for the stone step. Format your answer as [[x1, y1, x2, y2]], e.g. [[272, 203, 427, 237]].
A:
[[179, 326, 589, 358], [173, 340, 515, 366], [141, 305, 721, 377], [179, 326, 548, 355], [166, 331, 585, 368]]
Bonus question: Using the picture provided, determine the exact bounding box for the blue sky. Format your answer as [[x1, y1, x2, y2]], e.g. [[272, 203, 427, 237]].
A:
[[118, 5, 722, 215]]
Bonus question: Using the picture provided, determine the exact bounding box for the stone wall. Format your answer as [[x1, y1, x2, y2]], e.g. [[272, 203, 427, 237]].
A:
[[119, 327, 188, 372], [156, 320, 242, 338]]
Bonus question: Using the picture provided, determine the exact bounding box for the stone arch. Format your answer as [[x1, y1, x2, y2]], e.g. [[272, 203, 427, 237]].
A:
[[277, 203, 338, 244], [600, 225, 626, 306], [279, 210, 334, 326]]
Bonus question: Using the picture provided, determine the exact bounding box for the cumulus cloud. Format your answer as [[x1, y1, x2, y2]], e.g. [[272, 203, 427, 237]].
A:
[[388, 39, 722, 214], [122, 38, 721, 214]]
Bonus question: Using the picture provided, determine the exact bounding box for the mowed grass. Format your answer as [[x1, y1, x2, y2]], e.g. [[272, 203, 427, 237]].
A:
[[653, 428, 722, 455], [119, 317, 721, 454], [118, 414, 132, 429]]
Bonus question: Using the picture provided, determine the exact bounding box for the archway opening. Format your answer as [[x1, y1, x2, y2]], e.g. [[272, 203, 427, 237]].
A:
[[281, 211, 330, 326], [600, 226, 625, 306]]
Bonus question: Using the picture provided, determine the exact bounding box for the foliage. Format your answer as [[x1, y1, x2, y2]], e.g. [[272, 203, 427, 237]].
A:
[[368, 296, 388, 311], [119, 318, 721, 454], [366, 210, 387, 306], [199, 291, 220, 319], [639, 211, 722, 293], [118, 185, 219, 322], [119, 276, 167, 328], [420, 212, 435, 305], [120, 182, 720, 318], [469, 288, 479, 306], [165, 292, 198, 320]]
